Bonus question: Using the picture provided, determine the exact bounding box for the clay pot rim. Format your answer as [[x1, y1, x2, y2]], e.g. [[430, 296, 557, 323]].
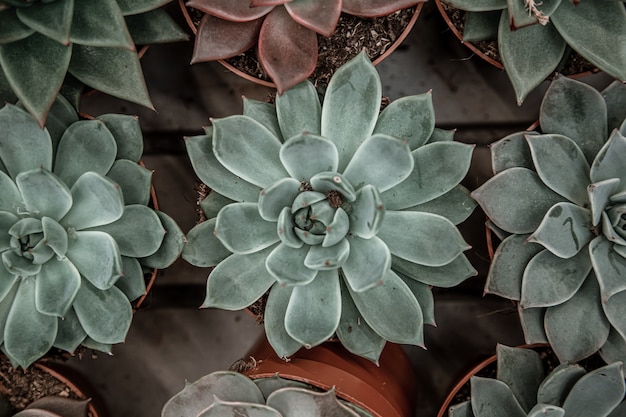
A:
[[178, 0, 424, 89]]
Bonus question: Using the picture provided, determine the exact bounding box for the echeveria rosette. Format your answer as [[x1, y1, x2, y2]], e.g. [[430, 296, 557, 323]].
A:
[[183, 52, 477, 362], [443, 0, 626, 104], [0, 0, 189, 126], [472, 75, 626, 364], [188, 0, 423, 93], [0, 97, 184, 368], [449, 345, 626, 417]]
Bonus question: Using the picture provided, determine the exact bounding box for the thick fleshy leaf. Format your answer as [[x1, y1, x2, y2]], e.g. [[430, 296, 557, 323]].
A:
[[73, 280, 132, 344], [212, 115, 288, 188], [105, 160, 151, 206], [347, 269, 423, 345], [545, 274, 610, 362], [398, 273, 435, 326], [0, 212, 18, 252], [16, 168, 72, 220], [603, 81, 626, 132], [214, 202, 279, 254], [97, 114, 143, 162], [53, 307, 86, 353], [115, 256, 146, 302], [258, 7, 318, 94], [0, 9, 34, 43], [200, 192, 235, 220], [590, 130, 626, 193], [341, 0, 423, 17], [603, 290, 626, 345], [191, 14, 262, 62], [540, 76, 607, 164], [472, 167, 565, 234], [203, 246, 276, 310], [304, 239, 350, 270], [448, 402, 473, 417], [0, 171, 20, 215], [35, 258, 80, 317], [528, 202, 594, 259], [266, 243, 317, 286], [439, 0, 506, 11], [2, 250, 41, 277], [427, 127, 455, 143], [470, 377, 526, 417], [45, 95, 78, 150], [373, 93, 435, 150], [258, 177, 301, 221], [562, 362, 625, 417], [498, 9, 566, 104], [275, 80, 321, 140], [403, 184, 477, 225], [182, 218, 232, 267], [519, 306, 548, 344], [53, 120, 117, 187], [279, 134, 337, 182], [491, 131, 537, 174], [285, 270, 341, 347], [309, 172, 356, 201], [526, 134, 590, 206], [462, 10, 500, 41], [348, 184, 384, 239], [600, 330, 626, 367], [321, 51, 381, 171], [342, 236, 390, 292], [66, 231, 123, 290], [200, 400, 281, 417], [393, 253, 476, 288], [496, 345, 544, 413], [125, 9, 189, 45], [16, 0, 73, 44], [285, 0, 341, 36], [527, 405, 565, 417], [4, 277, 57, 368], [80, 337, 113, 353], [378, 211, 469, 267], [187, 0, 272, 21], [0, 33, 71, 126], [61, 172, 124, 230], [276, 206, 302, 248], [117, 0, 170, 15], [381, 142, 474, 209], [139, 211, 184, 269], [0, 104, 53, 177], [243, 98, 282, 141], [69, 0, 133, 48], [267, 389, 359, 417], [343, 134, 413, 193], [537, 363, 586, 406], [0, 277, 17, 345], [590, 236, 626, 302], [589, 178, 620, 227], [265, 283, 302, 358], [323, 208, 349, 247]]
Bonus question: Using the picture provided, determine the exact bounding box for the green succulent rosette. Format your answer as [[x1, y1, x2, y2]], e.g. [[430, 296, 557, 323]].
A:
[[0, 97, 184, 368], [0, 0, 188, 126], [473, 76, 626, 364], [183, 52, 477, 362]]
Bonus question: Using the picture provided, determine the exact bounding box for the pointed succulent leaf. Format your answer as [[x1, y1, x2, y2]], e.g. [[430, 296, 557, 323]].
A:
[[342, 236, 390, 292], [321, 51, 381, 171], [373, 93, 435, 150], [45, 95, 78, 150], [496, 345, 544, 413], [4, 277, 57, 368], [276, 206, 303, 249], [268, 388, 360, 417], [214, 202, 279, 254], [344, 134, 413, 193], [448, 401, 473, 417], [3, 250, 41, 277], [562, 362, 625, 417], [80, 337, 113, 353], [16, 168, 72, 220], [259, 178, 302, 221], [285, 0, 341, 36], [69, 0, 133, 48], [341, 0, 423, 17], [519, 306, 548, 344], [470, 377, 527, 417], [258, 7, 318, 94], [527, 405, 564, 417], [125, 9, 189, 45], [199, 400, 280, 417], [348, 185, 384, 239], [347, 269, 423, 345], [254, 376, 310, 400], [73, 280, 132, 344], [526, 134, 590, 206], [275, 80, 321, 140], [545, 274, 610, 362], [243, 98, 282, 141], [604, 289, 626, 345], [0, 277, 17, 344], [462, 10, 499, 42], [590, 130, 626, 193], [0, 9, 34, 43], [279, 134, 338, 182], [393, 253, 476, 288], [97, 113, 143, 161], [115, 256, 146, 302], [438, 0, 506, 11], [600, 330, 626, 366], [187, 0, 272, 21], [590, 236, 626, 302], [0, 171, 20, 215], [139, 211, 184, 269], [16, 0, 73, 44], [265, 243, 316, 286], [105, 160, 151, 206], [472, 167, 565, 234], [398, 273, 435, 326], [66, 231, 123, 290], [53, 307, 86, 353], [191, 14, 262, 62], [200, 192, 235, 220], [537, 363, 586, 406], [506, 0, 561, 29], [381, 142, 474, 209], [603, 81, 626, 132], [35, 258, 80, 318], [182, 218, 231, 267], [322, 208, 349, 247], [265, 283, 303, 358], [588, 178, 620, 227], [540, 76, 607, 164], [304, 239, 350, 270], [378, 211, 469, 267], [427, 127, 455, 143], [491, 131, 537, 174], [0, 213, 18, 252], [310, 172, 356, 201], [117, 0, 170, 15], [403, 184, 477, 225], [60, 172, 124, 230]]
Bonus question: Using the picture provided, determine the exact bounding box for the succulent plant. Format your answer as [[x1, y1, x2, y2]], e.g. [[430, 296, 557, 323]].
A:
[[442, 0, 626, 104], [0, 0, 189, 126], [183, 51, 477, 362], [472, 75, 626, 364], [162, 371, 373, 417], [187, 0, 423, 93], [2, 395, 89, 417], [449, 344, 626, 417], [0, 96, 185, 368]]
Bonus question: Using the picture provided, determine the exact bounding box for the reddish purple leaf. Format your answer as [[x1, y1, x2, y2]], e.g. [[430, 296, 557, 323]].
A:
[[285, 0, 342, 37], [251, 0, 291, 6], [258, 7, 318, 93], [187, 0, 273, 22], [191, 14, 262, 62], [342, 0, 422, 17]]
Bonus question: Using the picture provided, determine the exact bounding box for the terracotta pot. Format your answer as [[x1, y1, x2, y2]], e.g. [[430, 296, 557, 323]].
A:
[[178, 0, 423, 89], [243, 336, 416, 417]]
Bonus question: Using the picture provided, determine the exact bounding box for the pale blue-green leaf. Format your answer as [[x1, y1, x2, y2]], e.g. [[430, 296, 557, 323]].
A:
[[291, 191, 326, 212], [590, 236, 626, 302], [182, 218, 232, 267], [0, 212, 17, 252], [310, 172, 356, 201], [199, 401, 281, 417], [125, 9, 189, 45], [0, 104, 52, 177], [607, 402, 626, 417], [0, 9, 34, 43], [264, 283, 303, 358], [545, 274, 610, 362], [0, 265, 17, 302], [214, 202, 279, 254], [139, 211, 184, 269], [29, 233, 55, 265], [321, 51, 381, 171], [45, 95, 78, 151], [519, 306, 547, 343], [115, 256, 145, 302], [537, 363, 586, 406], [527, 404, 565, 417], [589, 178, 620, 227], [507, 0, 562, 29], [603, 81, 626, 132], [323, 208, 349, 247], [604, 290, 626, 346], [342, 236, 390, 292], [267, 388, 359, 417], [73, 280, 132, 344], [472, 167, 565, 234], [427, 127, 455, 144], [470, 377, 526, 417], [242, 98, 282, 141], [276, 80, 321, 140], [97, 113, 143, 162], [212, 115, 288, 188], [254, 375, 309, 400], [336, 278, 385, 363], [393, 253, 476, 288], [259, 177, 301, 222], [69, 0, 133, 48], [444, 0, 506, 11], [602, 211, 626, 245], [294, 228, 324, 245], [116, 0, 170, 15], [398, 273, 435, 326], [0, 33, 70, 126], [61, 172, 124, 230], [590, 130, 626, 193], [105, 160, 151, 206], [66, 230, 123, 290], [347, 269, 423, 345], [381, 141, 474, 209], [304, 239, 350, 270], [403, 184, 477, 225], [498, 9, 566, 104], [343, 134, 413, 193], [285, 270, 341, 347], [462, 10, 499, 41], [16, 0, 73, 44], [0, 171, 21, 215], [53, 119, 117, 187], [80, 337, 112, 354], [378, 211, 469, 267], [526, 134, 590, 206], [491, 131, 538, 174], [2, 250, 41, 276], [35, 258, 80, 317], [528, 202, 593, 258], [53, 307, 86, 353], [16, 168, 72, 220], [348, 184, 384, 239], [276, 206, 302, 249], [448, 401, 473, 417], [266, 243, 317, 286], [0, 277, 17, 345], [203, 246, 276, 310], [540, 76, 607, 164], [552, 0, 626, 82], [373, 93, 435, 150], [495, 344, 543, 413], [279, 133, 338, 182], [562, 362, 625, 417], [200, 192, 235, 220], [600, 330, 626, 367]]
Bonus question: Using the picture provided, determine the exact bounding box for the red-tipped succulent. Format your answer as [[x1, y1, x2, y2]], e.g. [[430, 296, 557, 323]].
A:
[[188, 0, 422, 93]]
